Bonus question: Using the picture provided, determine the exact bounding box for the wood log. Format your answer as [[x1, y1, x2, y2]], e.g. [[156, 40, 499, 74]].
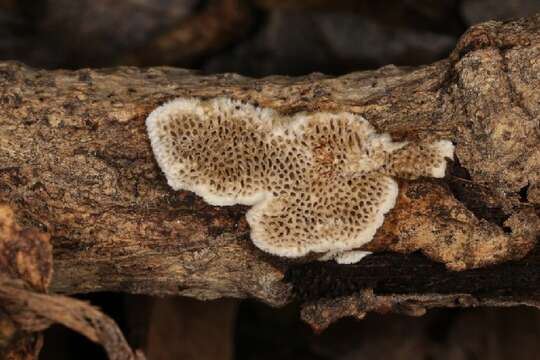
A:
[[0, 204, 143, 359], [1, 13, 540, 329]]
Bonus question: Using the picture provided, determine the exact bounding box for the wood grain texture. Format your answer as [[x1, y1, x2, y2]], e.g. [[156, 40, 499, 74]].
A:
[[1, 12, 540, 327]]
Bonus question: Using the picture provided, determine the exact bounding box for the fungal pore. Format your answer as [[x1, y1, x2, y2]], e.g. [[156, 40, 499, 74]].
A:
[[146, 97, 454, 264]]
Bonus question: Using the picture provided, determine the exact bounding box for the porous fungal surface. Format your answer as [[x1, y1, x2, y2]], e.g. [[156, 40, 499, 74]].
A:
[[146, 97, 454, 263]]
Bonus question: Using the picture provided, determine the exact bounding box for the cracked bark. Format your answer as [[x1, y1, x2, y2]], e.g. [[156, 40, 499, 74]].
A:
[[1, 13, 540, 329]]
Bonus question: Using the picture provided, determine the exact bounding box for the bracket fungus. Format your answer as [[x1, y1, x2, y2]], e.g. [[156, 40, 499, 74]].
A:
[[146, 97, 454, 264]]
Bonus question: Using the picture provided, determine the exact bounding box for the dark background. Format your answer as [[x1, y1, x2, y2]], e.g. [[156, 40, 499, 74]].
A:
[[3, 1, 540, 359], [5, 0, 539, 75]]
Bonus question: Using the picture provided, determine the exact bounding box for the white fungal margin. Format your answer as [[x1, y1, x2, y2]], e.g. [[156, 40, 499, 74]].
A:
[[320, 250, 373, 264], [430, 140, 455, 178]]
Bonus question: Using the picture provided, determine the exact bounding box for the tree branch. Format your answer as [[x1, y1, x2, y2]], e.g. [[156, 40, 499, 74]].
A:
[[1, 13, 539, 328]]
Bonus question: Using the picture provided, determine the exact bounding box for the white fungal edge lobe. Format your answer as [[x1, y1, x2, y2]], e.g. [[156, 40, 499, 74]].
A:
[[245, 170, 399, 260], [319, 250, 374, 264], [431, 140, 455, 178], [146, 97, 202, 191], [146, 97, 275, 207]]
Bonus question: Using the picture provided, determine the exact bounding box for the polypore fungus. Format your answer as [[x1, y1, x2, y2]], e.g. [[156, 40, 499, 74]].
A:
[[146, 97, 454, 264]]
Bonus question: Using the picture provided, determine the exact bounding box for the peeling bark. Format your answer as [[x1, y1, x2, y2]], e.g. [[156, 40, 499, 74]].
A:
[[1, 13, 540, 328]]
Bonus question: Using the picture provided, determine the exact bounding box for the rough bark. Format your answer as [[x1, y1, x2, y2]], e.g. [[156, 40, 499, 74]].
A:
[[0, 204, 143, 359], [1, 13, 540, 328]]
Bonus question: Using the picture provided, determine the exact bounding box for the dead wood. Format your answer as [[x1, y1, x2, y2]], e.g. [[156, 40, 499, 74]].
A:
[[1, 13, 540, 329], [0, 204, 143, 360]]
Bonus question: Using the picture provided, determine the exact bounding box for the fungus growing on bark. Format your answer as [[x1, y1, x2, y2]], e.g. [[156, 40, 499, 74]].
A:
[[146, 97, 454, 263]]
